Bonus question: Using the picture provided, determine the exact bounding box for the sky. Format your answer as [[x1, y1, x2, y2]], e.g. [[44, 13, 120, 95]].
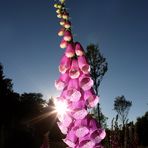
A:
[[0, 0, 148, 126]]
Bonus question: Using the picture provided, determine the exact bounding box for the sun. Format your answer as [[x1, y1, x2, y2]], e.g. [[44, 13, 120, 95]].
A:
[[53, 98, 69, 118]]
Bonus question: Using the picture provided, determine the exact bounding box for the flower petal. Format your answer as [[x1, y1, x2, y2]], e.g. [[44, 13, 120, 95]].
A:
[[69, 60, 80, 79], [75, 42, 85, 56], [73, 109, 88, 120], [79, 74, 94, 90], [78, 56, 90, 74], [65, 43, 75, 58]]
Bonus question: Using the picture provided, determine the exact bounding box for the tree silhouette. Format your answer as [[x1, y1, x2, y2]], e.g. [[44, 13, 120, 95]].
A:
[[0, 63, 20, 124], [114, 95, 132, 127], [19, 93, 45, 118], [0, 63, 21, 147], [86, 44, 108, 124], [136, 111, 148, 146], [0, 63, 50, 148], [86, 44, 108, 95], [0, 63, 13, 98]]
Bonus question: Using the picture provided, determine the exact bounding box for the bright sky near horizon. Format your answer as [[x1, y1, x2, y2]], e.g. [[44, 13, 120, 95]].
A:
[[0, 0, 148, 126]]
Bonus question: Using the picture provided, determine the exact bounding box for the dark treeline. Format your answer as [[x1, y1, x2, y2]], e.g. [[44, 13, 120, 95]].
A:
[[103, 111, 148, 148], [0, 63, 66, 148]]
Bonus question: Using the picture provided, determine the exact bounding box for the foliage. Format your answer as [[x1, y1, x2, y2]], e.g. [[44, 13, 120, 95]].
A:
[[136, 111, 148, 146], [0, 63, 49, 148], [103, 115, 138, 148], [0, 63, 13, 95], [86, 44, 108, 95], [86, 44, 108, 125], [0, 63, 20, 126], [114, 95, 132, 127], [19, 93, 45, 118], [91, 107, 108, 128]]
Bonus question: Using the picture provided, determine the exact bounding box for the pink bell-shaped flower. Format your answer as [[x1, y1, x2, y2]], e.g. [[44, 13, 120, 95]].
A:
[[63, 79, 81, 102], [54, 3, 58, 8], [59, 55, 71, 74], [63, 129, 78, 148], [78, 56, 90, 74], [56, 9, 61, 14], [67, 78, 79, 90], [69, 59, 80, 79], [78, 132, 96, 147], [57, 3, 62, 9], [99, 129, 106, 140], [79, 74, 94, 90], [79, 139, 95, 148], [64, 21, 71, 29], [55, 79, 65, 90], [89, 118, 99, 131], [74, 126, 89, 138], [57, 13, 63, 18], [64, 30, 73, 42], [57, 122, 68, 134], [58, 113, 73, 127], [74, 117, 89, 127], [90, 129, 106, 144], [84, 89, 99, 108], [75, 42, 85, 56], [72, 108, 88, 120], [58, 28, 65, 36], [64, 88, 81, 102], [70, 100, 86, 110], [60, 38, 68, 48], [60, 19, 66, 26], [62, 12, 69, 20], [55, 72, 69, 90], [60, 72, 70, 83], [65, 43, 75, 58]]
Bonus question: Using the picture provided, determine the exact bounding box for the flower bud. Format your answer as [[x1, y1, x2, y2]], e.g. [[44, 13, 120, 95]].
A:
[[65, 43, 75, 58], [60, 38, 68, 48], [64, 21, 71, 29], [75, 42, 85, 56], [59, 55, 71, 73], [60, 19, 66, 26], [63, 12, 69, 20], [58, 28, 65, 36], [57, 13, 62, 18], [64, 30, 73, 42], [78, 56, 90, 74], [79, 74, 94, 90], [69, 59, 80, 79]]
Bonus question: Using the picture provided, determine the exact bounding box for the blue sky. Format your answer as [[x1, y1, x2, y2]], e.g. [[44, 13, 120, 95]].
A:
[[0, 0, 148, 126]]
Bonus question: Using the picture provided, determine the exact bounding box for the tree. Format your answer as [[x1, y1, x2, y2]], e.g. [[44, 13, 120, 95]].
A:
[[0, 63, 20, 148], [86, 44, 108, 123], [0, 63, 20, 124], [136, 111, 148, 146], [114, 95, 132, 127], [0, 63, 13, 97], [86, 44, 108, 95], [91, 107, 108, 128], [19, 93, 46, 119]]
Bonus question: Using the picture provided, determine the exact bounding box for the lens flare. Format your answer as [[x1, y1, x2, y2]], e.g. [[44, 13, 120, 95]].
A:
[[54, 99, 69, 117]]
